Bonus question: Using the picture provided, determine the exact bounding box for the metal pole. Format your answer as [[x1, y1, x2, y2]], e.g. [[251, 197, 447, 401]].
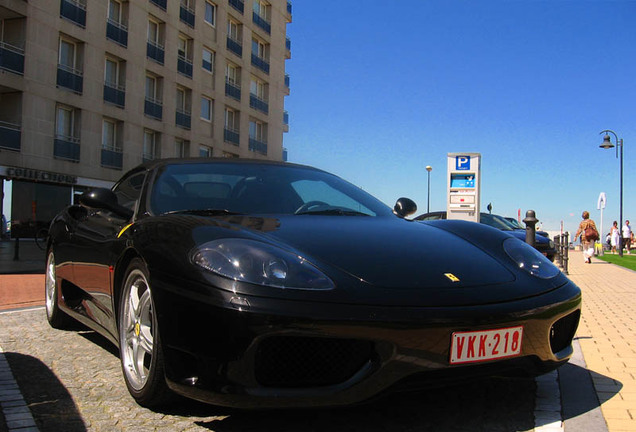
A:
[[619, 138, 624, 257], [426, 166, 432, 213]]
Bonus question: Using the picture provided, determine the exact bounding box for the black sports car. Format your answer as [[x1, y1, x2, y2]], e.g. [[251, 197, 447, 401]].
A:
[[45, 159, 581, 409]]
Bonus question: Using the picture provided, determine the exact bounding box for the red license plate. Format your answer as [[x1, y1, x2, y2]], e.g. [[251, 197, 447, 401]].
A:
[[450, 326, 523, 365]]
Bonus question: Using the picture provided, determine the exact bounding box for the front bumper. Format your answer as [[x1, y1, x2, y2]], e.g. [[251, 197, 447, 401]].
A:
[[151, 276, 581, 409]]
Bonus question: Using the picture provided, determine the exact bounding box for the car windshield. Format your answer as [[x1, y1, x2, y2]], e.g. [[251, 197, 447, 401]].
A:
[[505, 217, 525, 230], [148, 162, 393, 217]]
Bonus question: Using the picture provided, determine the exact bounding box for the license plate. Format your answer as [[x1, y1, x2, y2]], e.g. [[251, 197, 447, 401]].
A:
[[450, 326, 523, 364]]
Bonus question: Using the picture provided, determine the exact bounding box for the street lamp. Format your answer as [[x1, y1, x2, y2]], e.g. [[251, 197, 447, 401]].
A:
[[426, 165, 432, 213], [599, 129, 624, 257]]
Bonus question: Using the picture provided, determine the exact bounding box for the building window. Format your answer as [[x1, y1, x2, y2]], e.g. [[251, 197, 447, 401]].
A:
[[227, 19, 242, 57], [249, 76, 268, 113], [58, 36, 84, 92], [56, 105, 77, 141], [101, 118, 123, 169], [147, 18, 165, 64], [180, 0, 196, 28], [202, 47, 214, 73], [177, 34, 193, 78], [104, 56, 125, 107], [204, 1, 216, 26], [54, 104, 81, 161], [249, 119, 267, 154], [144, 73, 162, 119], [143, 129, 159, 161], [107, 0, 128, 47], [224, 107, 240, 145], [102, 118, 118, 150], [199, 145, 212, 157], [225, 62, 241, 100], [176, 86, 191, 129], [251, 37, 269, 74], [201, 96, 212, 121], [252, 0, 271, 34], [175, 139, 189, 157]]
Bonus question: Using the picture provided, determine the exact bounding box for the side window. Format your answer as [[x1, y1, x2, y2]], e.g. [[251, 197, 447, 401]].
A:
[[113, 172, 146, 211]]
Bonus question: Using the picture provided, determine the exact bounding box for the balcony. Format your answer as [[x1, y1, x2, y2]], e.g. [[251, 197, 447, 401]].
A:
[[106, 18, 128, 47], [283, 147, 288, 162], [0, 121, 21, 151], [57, 65, 83, 94], [224, 128, 240, 145], [249, 138, 267, 155], [229, 0, 244, 14], [251, 54, 269, 74], [147, 41, 165, 65], [101, 147, 123, 169], [287, 1, 292, 16], [179, 4, 195, 28], [227, 36, 242, 58], [285, 37, 291, 59], [60, 0, 86, 28], [176, 109, 191, 129], [284, 73, 290, 95], [144, 98, 163, 120], [54, 136, 80, 162], [252, 12, 271, 34], [249, 94, 268, 114], [177, 55, 193, 78], [150, 0, 167, 10], [225, 79, 241, 101], [103, 82, 125, 108], [283, 110, 289, 132], [0, 42, 25, 75]]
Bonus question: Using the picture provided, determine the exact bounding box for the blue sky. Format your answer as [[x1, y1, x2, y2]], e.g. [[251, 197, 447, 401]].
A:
[[283, 0, 636, 235]]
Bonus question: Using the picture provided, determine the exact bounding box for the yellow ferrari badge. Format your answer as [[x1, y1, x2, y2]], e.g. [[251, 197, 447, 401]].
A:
[[444, 273, 460, 282]]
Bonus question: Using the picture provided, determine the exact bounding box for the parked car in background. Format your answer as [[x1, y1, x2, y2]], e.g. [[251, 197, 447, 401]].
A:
[[415, 212, 557, 262], [504, 216, 550, 238]]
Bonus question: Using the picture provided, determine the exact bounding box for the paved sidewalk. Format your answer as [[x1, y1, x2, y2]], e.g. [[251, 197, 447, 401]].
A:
[[566, 251, 636, 431]]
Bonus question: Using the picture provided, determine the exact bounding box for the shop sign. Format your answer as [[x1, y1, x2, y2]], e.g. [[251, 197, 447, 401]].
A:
[[6, 167, 78, 184]]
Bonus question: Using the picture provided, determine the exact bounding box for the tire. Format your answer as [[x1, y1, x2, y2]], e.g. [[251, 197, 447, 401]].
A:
[[118, 258, 172, 407], [45, 250, 74, 329]]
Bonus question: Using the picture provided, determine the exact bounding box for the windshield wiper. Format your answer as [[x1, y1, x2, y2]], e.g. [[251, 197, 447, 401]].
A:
[[164, 209, 243, 216], [295, 208, 371, 217]]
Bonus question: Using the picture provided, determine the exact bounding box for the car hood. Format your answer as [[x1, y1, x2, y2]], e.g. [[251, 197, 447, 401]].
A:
[[256, 216, 516, 290], [140, 214, 565, 307]]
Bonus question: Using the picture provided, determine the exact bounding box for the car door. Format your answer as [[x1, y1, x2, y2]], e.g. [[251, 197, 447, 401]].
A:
[[71, 172, 145, 329]]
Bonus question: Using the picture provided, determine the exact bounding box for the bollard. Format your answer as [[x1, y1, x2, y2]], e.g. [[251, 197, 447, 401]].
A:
[[563, 232, 569, 275], [13, 237, 20, 261], [523, 210, 538, 248], [554, 235, 562, 267]]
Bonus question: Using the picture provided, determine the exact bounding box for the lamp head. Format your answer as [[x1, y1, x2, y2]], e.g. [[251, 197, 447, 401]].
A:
[[600, 134, 615, 149], [425, 165, 432, 172]]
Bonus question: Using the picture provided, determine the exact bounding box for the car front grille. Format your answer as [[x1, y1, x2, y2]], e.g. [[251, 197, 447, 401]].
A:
[[254, 336, 374, 388]]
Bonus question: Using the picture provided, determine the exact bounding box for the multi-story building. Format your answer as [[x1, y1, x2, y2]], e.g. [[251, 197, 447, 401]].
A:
[[0, 0, 292, 237]]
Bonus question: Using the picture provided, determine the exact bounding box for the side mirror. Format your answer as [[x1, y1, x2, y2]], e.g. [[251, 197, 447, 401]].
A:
[[79, 188, 134, 220], [393, 197, 417, 218]]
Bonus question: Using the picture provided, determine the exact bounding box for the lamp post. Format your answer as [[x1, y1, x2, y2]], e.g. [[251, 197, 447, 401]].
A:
[[599, 129, 624, 257], [426, 165, 432, 213]]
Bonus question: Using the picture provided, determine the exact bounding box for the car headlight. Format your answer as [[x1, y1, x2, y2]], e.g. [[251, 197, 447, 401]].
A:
[[548, 240, 555, 249], [503, 238, 560, 279], [191, 238, 334, 290]]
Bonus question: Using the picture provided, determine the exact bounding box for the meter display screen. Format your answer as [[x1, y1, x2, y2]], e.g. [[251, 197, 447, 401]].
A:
[[450, 174, 475, 188]]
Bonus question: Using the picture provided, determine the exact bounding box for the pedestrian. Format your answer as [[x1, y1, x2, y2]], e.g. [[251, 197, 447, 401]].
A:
[[610, 221, 620, 254], [574, 211, 599, 264], [623, 220, 633, 254]]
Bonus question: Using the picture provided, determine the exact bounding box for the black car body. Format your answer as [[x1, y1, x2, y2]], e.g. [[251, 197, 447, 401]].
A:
[[415, 211, 557, 262], [45, 159, 581, 409]]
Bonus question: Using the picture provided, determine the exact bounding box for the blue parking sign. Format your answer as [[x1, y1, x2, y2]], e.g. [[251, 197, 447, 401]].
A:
[[456, 156, 470, 170]]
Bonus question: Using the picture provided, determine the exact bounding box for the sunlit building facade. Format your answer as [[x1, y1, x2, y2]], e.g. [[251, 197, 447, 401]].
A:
[[0, 0, 291, 236]]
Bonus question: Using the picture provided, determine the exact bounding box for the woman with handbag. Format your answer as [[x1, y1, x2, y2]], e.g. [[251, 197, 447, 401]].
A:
[[574, 211, 599, 264]]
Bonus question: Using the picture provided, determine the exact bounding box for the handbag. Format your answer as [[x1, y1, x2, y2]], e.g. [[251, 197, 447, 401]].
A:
[[585, 225, 599, 241]]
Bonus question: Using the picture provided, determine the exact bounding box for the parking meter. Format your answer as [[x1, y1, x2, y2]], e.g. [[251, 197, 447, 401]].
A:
[[447, 153, 481, 223]]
